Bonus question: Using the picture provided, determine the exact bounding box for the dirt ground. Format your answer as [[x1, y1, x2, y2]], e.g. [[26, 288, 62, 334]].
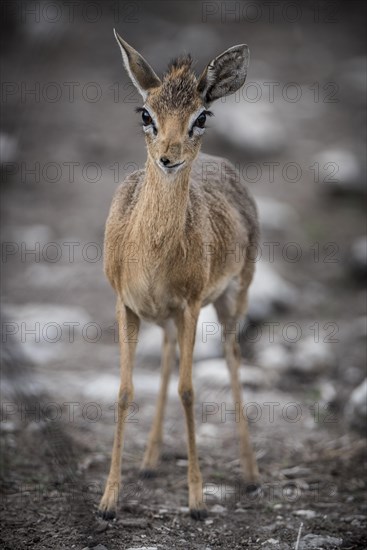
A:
[[1, 1, 366, 549]]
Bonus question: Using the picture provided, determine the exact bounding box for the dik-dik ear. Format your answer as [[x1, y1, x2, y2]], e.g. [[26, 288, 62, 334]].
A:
[[197, 45, 250, 105], [113, 29, 161, 100]]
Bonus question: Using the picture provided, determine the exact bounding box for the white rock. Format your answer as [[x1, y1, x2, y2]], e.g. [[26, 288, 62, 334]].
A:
[[213, 95, 286, 156], [248, 262, 298, 322], [345, 379, 367, 432], [194, 358, 229, 386], [211, 504, 227, 514], [0, 133, 18, 165], [2, 303, 91, 365], [318, 380, 337, 404], [83, 371, 179, 402], [240, 364, 274, 388], [351, 236, 367, 274], [292, 337, 333, 374], [197, 423, 219, 445], [137, 305, 222, 362], [256, 197, 299, 233], [195, 305, 222, 360], [257, 345, 292, 373], [136, 324, 162, 361], [194, 358, 270, 388], [313, 149, 363, 193], [299, 534, 342, 549]]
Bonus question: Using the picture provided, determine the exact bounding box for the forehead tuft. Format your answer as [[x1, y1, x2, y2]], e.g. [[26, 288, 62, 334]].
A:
[[148, 54, 201, 114]]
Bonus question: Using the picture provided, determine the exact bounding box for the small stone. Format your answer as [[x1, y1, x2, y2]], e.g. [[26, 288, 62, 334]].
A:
[[120, 518, 148, 528], [261, 539, 290, 550], [211, 504, 227, 514], [281, 466, 311, 479], [293, 509, 316, 519], [299, 534, 342, 549], [95, 521, 108, 533]]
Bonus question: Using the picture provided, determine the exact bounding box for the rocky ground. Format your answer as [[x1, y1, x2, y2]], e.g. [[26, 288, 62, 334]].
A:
[[1, 1, 366, 549]]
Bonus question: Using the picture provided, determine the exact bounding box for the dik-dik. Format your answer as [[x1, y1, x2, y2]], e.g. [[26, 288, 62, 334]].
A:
[[99, 30, 260, 520]]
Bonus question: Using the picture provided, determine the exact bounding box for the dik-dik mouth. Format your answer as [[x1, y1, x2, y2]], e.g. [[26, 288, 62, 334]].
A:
[[157, 159, 186, 173]]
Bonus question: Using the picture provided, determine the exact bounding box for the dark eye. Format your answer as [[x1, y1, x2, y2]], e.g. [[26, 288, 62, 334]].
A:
[[195, 112, 206, 128], [142, 109, 153, 126]]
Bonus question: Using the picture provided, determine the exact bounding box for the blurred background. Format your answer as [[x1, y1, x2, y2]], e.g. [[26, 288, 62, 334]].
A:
[[1, 1, 366, 548]]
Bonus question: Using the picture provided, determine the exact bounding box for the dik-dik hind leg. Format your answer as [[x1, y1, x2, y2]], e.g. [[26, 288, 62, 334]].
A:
[[176, 304, 207, 520], [223, 329, 259, 483], [140, 320, 176, 476], [98, 300, 140, 520], [214, 281, 259, 484]]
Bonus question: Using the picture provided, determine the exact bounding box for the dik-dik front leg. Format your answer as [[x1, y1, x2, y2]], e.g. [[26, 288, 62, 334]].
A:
[[98, 300, 140, 519], [176, 304, 207, 520], [140, 320, 176, 476]]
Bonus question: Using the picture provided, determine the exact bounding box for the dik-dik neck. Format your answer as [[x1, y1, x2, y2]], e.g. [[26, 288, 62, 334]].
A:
[[135, 157, 192, 247]]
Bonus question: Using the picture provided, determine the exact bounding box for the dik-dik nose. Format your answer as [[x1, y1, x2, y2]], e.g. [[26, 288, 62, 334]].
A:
[[160, 156, 171, 166]]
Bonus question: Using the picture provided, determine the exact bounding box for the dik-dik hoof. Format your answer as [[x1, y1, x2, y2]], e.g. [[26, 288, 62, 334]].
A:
[[139, 468, 157, 479], [190, 507, 208, 521], [97, 507, 116, 521], [98, 490, 118, 521], [244, 481, 261, 495]]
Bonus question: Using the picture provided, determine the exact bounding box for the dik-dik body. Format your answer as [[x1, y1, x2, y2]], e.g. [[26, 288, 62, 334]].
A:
[[99, 31, 260, 520]]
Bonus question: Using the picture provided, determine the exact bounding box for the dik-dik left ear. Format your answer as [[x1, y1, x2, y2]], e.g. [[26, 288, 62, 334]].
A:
[[113, 29, 161, 100], [197, 45, 250, 105]]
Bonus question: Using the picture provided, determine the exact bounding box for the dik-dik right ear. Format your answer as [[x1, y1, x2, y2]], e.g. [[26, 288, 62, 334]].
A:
[[113, 30, 161, 100], [197, 45, 250, 105]]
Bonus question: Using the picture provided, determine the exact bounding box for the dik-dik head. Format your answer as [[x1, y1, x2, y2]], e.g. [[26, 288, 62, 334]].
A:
[[114, 30, 249, 176]]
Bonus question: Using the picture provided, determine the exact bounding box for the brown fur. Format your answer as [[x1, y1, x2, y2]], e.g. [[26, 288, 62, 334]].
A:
[[98, 35, 258, 520]]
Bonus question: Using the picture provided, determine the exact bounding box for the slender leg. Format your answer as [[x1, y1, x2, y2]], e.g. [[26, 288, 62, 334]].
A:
[[223, 328, 259, 483], [176, 304, 207, 520], [140, 320, 176, 476], [98, 300, 140, 519]]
